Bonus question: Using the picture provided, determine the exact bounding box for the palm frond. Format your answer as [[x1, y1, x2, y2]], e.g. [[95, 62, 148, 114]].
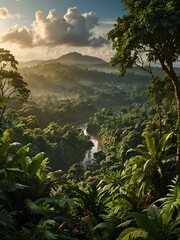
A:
[[35, 219, 58, 240], [0, 180, 28, 192], [157, 133, 173, 154], [92, 222, 108, 232], [116, 227, 148, 240], [11, 144, 31, 171], [25, 198, 43, 215], [168, 215, 180, 234], [158, 176, 180, 223], [117, 219, 134, 228], [142, 132, 156, 157]]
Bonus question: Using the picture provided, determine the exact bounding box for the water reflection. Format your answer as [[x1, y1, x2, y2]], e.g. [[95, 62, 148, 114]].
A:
[[78, 124, 101, 169]]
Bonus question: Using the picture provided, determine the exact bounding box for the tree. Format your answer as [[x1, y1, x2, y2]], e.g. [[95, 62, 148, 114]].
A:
[[72, 184, 110, 218], [108, 0, 180, 170], [123, 131, 174, 198], [146, 74, 176, 138], [116, 204, 180, 240], [0, 128, 61, 208], [116, 177, 180, 240], [0, 48, 30, 128]]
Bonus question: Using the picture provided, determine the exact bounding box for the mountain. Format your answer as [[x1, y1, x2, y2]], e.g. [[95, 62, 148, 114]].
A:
[[57, 52, 107, 66], [19, 52, 109, 70], [19, 52, 180, 75]]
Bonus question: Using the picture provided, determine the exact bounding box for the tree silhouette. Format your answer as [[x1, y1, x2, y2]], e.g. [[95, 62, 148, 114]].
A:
[[0, 48, 30, 129]]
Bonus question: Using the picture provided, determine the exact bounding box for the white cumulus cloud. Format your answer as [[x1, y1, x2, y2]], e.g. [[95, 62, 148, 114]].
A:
[[0, 7, 109, 48], [0, 7, 22, 19]]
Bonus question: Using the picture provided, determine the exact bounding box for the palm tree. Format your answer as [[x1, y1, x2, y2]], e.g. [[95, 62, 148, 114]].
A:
[[0, 128, 65, 235], [72, 183, 110, 218], [116, 177, 180, 240], [116, 205, 180, 240], [92, 209, 127, 240], [123, 131, 174, 198], [159, 176, 180, 223]]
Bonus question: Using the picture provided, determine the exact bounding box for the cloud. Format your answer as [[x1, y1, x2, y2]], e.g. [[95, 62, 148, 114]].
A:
[[0, 7, 22, 19], [0, 25, 33, 46], [0, 7, 109, 48]]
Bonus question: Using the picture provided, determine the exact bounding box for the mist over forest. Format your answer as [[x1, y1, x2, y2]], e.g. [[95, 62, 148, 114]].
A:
[[19, 52, 150, 108], [1, 34, 180, 239]]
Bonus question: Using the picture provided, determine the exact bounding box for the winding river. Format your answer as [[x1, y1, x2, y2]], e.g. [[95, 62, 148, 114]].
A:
[[78, 123, 101, 170]]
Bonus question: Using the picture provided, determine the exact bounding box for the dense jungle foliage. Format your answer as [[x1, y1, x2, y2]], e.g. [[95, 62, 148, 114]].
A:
[[1, 50, 180, 239], [1, 0, 180, 239]]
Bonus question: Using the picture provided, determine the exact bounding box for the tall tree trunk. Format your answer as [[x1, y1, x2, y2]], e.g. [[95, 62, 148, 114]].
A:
[[168, 71, 180, 174], [159, 61, 180, 173], [0, 104, 6, 131], [150, 74, 162, 139], [135, 63, 162, 138]]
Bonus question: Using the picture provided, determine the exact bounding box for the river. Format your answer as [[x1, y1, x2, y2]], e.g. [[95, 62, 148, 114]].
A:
[[77, 123, 101, 170]]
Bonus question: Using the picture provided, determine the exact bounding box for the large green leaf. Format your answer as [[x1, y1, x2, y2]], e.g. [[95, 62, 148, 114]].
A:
[[142, 132, 156, 157], [0, 129, 14, 158], [27, 152, 44, 175], [132, 206, 162, 238], [159, 177, 180, 223], [116, 227, 148, 240], [157, 133, 173, 154], [11, 144, 30, 171], [0, 129, 14, 144], [25, 198, 43, 215]]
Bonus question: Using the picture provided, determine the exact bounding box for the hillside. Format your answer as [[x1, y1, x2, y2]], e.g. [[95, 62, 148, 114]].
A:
[[19, 52, 108, 69], [18, 52, 180, 112], [19, 60, 149, 112], [19, 52, 180, 75], [57, 52, 107, 65]]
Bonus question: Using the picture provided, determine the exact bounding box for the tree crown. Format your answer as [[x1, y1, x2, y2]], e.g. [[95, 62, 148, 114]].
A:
[[108, 0, 180, 75]]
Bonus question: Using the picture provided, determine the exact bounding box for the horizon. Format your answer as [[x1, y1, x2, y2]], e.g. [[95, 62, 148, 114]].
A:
[[0, 0, 124, 62], [18, 51, 108, 63], [17, 51, 180, 70]]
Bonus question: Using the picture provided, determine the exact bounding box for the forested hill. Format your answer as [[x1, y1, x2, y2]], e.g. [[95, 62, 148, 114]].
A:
[[19, 59, 149, 111], [19, 51, 180, 74], [19, 52, 180, 111], [57, 52, 107, 66], [19, 52, 107, 69]]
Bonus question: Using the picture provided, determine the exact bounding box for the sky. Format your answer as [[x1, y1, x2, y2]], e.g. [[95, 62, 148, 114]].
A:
[[0, 0, 125, 62]]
